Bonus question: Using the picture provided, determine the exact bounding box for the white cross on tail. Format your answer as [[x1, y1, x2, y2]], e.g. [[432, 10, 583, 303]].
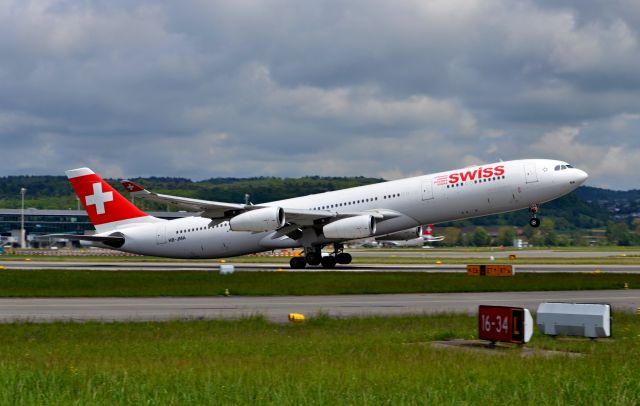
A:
[[85, 182, 113, 215]]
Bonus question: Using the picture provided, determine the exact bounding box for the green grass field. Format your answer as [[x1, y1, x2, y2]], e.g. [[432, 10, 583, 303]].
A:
[[0, 314, 638, 405], [0, 270, 638, 297]]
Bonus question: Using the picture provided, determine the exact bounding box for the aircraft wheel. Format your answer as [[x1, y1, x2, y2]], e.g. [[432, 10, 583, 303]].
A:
[[305, 252, 321, 266], [321, 256, 337, 269], [290, 257, 306, 269], [336, 252, 352, 264], [529, 217, 540, 228]]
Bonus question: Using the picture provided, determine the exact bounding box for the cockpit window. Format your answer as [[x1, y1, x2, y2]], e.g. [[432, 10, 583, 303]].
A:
[[555, 163, 575, 170]]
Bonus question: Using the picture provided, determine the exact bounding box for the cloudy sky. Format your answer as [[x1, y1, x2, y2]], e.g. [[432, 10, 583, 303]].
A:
[[1, 0, 639, 190]]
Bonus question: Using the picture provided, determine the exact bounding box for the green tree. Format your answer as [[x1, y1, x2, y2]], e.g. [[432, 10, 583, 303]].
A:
[[538, 218, 557, 246], [570, 231, 585, 246], [471, 227, 490, 247], [544, 230, 558, 246], [540, 218, 555, 234], [633, 218, 640, 245], [496, 227, 516, 247], [555, 235, 570, 246], [459, 232, 470, 247], [606, 221, 631, 246], [529, 231, 545, 247], [442, 227, 462, 247]]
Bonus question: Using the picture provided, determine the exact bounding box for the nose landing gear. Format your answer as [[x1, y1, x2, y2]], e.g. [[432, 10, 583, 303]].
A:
[[529, 204, 540, 228]]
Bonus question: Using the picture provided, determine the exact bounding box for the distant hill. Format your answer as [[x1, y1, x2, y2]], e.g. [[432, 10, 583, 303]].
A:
[[0, 175, 618, 230], [575, 186, 640, 221]]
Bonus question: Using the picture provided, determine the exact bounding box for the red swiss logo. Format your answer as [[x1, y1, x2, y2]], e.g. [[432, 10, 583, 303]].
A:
[[448, 165, 505, 184]]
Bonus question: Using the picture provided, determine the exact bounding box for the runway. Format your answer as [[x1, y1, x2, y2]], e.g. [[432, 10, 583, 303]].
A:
[[353, 249, 640, 258], [0, 290, 637, 323], [1, 260, 639, 273]]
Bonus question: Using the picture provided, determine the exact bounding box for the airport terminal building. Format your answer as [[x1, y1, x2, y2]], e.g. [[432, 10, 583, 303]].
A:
[[0, 209, 188, 247]]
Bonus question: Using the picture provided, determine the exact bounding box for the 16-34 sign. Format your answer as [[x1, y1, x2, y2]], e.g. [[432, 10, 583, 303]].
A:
[[478, 305, 533, 344]]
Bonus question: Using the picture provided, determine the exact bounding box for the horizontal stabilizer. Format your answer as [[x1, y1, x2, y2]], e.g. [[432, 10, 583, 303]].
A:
[[46, 234, 125, 248]]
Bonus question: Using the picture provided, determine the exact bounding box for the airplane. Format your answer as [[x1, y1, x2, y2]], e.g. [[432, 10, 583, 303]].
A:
[[375, 224, 444, 247], [422, 224, 445, 243], [49, 159, 588, 268]]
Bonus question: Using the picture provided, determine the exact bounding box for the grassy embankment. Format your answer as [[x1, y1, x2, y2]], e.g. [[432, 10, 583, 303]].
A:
[[0, 314, 638, 404], [0, 270, 638, 297]]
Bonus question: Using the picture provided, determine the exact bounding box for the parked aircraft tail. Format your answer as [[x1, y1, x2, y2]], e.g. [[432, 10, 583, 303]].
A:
[[422, 224, 445, 242]]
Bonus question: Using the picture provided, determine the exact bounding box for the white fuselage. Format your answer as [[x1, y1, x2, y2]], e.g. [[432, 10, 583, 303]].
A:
[[112, 159, 587, 258]]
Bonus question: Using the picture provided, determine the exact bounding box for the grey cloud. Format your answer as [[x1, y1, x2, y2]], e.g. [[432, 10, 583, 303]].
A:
[[0, 0, 638, 189]]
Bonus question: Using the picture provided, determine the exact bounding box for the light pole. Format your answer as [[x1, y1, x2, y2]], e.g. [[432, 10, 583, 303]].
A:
[[20, 187, 26, 248]]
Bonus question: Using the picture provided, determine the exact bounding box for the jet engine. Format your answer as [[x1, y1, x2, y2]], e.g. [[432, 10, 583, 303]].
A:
[[323, 215, 376, 239], [375, 226, 422, 241], [229, 207, 285, 232]]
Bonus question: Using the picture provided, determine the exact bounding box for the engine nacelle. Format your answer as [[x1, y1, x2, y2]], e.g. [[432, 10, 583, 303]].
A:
[[229, 207, 285, 232], [376, 226, 422, 241], [323, 215, 376, 239]]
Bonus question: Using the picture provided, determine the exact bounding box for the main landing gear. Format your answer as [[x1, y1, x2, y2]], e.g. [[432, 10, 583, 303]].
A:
[[529, 204, 541, 228], [289, 244, 353, 269]]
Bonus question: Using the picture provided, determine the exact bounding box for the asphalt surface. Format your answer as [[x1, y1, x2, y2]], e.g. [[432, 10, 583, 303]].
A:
[[1, 260, 639, 273], [0, 290, 637, 323]]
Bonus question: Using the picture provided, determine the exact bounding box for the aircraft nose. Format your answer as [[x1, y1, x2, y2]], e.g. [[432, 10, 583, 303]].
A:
[[574, 169, 588, 185]]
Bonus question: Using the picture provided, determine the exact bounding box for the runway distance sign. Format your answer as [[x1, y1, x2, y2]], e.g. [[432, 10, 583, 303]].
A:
[[467, 264, 514, 276], [478, 305, 533, 344]]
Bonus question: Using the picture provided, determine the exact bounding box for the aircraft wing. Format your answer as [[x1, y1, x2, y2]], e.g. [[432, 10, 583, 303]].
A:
[[122, 180, 246, 218], [121, 180, 399, 227]]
